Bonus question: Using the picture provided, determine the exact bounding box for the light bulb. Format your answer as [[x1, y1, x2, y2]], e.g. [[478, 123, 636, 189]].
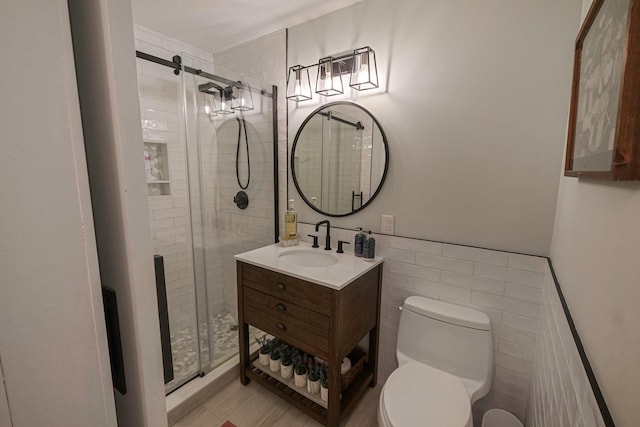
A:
[[295, 70, 302, 96], [356, 53, 369, 84], [358, 67, 369, 84], [323, 65, 332, 91]]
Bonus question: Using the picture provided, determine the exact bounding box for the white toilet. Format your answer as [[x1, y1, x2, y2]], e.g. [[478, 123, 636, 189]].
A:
[[378, 296, 493, 427]]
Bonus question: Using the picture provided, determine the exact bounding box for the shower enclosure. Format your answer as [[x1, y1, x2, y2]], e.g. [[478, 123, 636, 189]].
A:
[[135, 48, 277, 393]]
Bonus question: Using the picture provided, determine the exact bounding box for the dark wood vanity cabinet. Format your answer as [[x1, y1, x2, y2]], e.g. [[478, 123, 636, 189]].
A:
[[237, 261, 383, 426]]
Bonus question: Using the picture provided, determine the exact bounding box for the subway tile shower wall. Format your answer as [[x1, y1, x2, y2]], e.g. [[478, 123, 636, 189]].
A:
[[298, 225, 607, 426], [213, 30, 288, 315]]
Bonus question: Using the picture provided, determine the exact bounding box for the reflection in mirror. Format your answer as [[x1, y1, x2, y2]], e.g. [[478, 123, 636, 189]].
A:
[[291, 102, 388, 216]]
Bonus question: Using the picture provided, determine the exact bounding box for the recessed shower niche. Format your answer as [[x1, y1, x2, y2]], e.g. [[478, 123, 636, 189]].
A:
[[144, 141, 171, 196]]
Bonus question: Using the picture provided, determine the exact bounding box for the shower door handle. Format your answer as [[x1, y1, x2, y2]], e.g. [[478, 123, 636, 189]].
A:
[[154, 254, 174, 384], [102, 285, 126, 394]]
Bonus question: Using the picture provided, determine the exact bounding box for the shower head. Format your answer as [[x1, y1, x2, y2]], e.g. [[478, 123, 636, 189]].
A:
[[198, 82, 229, 97]]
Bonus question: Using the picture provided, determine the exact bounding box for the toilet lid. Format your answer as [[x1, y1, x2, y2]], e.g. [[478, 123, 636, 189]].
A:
[[382, 362, 471, 427]]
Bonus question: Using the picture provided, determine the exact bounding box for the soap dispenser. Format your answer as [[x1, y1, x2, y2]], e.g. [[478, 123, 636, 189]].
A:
[[354, 227, 365, 257], [284, 199, 298, 242], [363, 230, 375, 259]]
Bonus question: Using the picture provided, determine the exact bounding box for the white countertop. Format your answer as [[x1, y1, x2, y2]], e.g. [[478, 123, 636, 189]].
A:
[[234, 242, 384, 290]]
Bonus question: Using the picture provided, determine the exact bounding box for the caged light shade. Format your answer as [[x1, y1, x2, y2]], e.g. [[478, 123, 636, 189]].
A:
[[349, 46, 378, 91], [213, 89, 234, 115], [286, 65, 313, 101], [316, 56, 343, 96], [231, 84, 254, 111]]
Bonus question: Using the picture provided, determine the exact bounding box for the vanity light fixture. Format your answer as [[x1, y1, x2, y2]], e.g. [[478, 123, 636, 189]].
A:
[[286, 46, 379, 102], [286, 65, 313, 101], [316, 56, 343, 96]]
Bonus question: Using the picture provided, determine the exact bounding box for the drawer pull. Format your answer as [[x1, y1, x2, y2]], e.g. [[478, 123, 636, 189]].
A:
[[276, 322, 287, 331], [276, 303, 286, 312], [276, 282, 286, 291]]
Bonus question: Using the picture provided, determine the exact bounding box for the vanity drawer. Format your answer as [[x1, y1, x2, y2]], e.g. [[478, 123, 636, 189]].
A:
[[244, 294, 329, 355], [241, 264, 332, 315], [243, 286, 329, 332]]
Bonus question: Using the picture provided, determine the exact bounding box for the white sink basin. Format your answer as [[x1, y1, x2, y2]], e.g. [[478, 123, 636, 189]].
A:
[[278, 248, 339, 267], [235, 242, 383, 289]]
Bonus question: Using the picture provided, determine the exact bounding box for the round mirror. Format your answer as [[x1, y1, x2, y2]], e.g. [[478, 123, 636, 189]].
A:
[[291, 102, 389, 217]]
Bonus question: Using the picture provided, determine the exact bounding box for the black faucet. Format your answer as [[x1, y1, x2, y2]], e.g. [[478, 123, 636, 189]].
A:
[[315, 220, 331, 250]]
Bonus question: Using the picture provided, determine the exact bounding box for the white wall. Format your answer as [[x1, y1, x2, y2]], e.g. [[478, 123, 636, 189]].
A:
[[550, 181, 640, 427], [0, 1, 116, 425], [547, 0, 640, 424], [288, 0, 582, 256], [67, 0, 167, 425]]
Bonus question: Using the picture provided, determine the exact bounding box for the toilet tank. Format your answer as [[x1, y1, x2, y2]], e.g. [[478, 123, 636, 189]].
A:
[[397, 297, 492, 397]]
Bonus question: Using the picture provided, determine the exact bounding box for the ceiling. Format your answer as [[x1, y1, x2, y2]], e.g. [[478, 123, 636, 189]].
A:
[[131, 0, 363, 53]]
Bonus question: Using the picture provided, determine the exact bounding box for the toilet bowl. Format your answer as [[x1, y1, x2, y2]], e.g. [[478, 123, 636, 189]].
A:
[[378, 296, 493, 427], [378, 362, 472, 427]]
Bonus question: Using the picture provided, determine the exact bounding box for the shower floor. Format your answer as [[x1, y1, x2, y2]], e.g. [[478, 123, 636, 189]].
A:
[[166, 311, 260, 392]]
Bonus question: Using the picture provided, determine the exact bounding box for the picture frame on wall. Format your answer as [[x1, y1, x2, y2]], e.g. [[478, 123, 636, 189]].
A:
[[565, 0, 640, 180]]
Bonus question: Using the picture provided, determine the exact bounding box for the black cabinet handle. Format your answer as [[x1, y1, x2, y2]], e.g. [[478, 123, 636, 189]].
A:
[[276, 303, 286, 312], [276, 282, 286, 291], [276, 322, 287, 331]]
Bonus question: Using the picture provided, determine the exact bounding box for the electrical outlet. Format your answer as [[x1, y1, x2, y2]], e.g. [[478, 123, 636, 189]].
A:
[[381, 214, 395, 235]]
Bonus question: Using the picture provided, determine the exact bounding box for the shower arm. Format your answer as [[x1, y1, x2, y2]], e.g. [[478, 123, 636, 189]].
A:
[[197, 82, 235, 100], [135, 50, 272, 98]]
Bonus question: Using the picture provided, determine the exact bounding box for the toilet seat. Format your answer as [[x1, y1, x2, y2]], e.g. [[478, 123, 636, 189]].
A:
[[380, 361, 472, 427]]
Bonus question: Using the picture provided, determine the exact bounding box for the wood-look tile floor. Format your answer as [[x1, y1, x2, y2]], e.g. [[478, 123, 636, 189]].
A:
[[174, 379, 382, 427]]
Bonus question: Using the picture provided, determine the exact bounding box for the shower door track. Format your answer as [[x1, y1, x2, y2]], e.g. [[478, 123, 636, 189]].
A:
[[135, 50, 272, 98]]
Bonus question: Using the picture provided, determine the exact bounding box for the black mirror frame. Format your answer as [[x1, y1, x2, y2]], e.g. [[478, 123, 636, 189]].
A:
[[291, 101, 389, 217]]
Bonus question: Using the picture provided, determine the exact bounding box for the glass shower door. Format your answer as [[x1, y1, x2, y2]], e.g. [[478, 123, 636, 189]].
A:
[[135, 47, 277, 394], [181, 54, 276, 377], [136, 50, 202, 393]]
